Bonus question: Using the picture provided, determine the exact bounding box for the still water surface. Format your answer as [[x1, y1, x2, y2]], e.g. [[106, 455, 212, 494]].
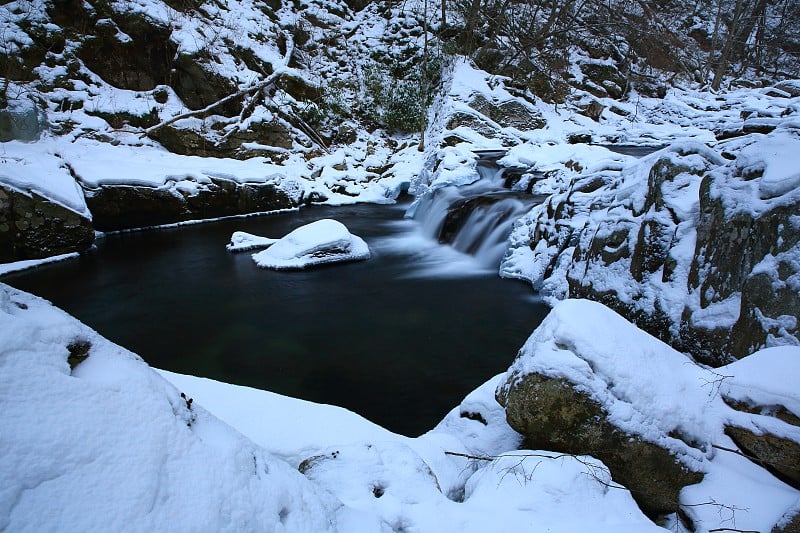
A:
[[5, 201, 549, 436]]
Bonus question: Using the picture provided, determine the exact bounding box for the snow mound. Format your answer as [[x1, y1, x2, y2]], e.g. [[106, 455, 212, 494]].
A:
[[251, 219, 370, 270], [0, 284, 339, 532], [226, 231, 278, 252]]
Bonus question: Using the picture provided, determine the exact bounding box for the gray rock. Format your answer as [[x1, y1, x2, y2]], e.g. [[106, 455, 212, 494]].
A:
[[723, 398, 800, 489]]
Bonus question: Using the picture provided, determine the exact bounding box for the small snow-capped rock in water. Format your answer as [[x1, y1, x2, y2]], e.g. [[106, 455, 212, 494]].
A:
[[226, 231, 278, 252], [251, 219, 370, 270]]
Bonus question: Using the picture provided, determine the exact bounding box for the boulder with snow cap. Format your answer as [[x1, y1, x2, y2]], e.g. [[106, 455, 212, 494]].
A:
[[496, 299, 708, 516], [252, 219, 370, 270], [498, 300, 800, 523]]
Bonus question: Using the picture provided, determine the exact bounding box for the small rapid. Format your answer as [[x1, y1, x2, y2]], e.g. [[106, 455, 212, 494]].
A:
[[407, 160, 542, 270]]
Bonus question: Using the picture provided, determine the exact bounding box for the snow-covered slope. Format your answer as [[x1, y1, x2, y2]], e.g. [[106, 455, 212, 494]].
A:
[[1, 282, 670, 531]]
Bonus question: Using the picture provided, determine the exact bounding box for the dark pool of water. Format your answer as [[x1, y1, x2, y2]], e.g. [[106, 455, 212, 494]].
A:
[[3, 202, 549, 436]]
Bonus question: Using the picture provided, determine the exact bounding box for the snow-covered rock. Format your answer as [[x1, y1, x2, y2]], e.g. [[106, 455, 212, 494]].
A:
[[226, 231, 279, 252], [252, 219, 370, 269], [0, 184, 94, 262], [498, 298, 800, 530], [501, 125, 800, 363]]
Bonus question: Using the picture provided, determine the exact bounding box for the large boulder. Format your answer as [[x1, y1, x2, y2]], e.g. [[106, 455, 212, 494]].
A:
[[497, 372, 702, 516], [0, 185, 94, 263], [497, 299, 800, 524]]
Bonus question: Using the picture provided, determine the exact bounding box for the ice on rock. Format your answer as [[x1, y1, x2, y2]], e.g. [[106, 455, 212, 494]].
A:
[[251, 219, 370, 269]]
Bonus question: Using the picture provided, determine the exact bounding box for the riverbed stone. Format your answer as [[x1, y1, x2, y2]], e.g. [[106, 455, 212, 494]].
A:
[[0, 185, 94, 262], [497, 373, 703, 516]]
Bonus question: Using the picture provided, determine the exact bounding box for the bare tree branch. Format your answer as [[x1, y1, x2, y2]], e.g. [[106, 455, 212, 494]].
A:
[[143, 36, 295, 137]]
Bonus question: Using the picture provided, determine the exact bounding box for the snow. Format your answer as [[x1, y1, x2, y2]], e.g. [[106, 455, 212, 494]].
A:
[[251, 219, 370, 269], [1, 283, 671, 532], [501, 298, 800, 532], [0, 141, 90, 217], [226, 231, 278, 252], [0, 284, 339, 532]]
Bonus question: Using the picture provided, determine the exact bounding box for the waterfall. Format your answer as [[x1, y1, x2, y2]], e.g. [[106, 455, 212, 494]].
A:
[[408, 160, 539, 269]]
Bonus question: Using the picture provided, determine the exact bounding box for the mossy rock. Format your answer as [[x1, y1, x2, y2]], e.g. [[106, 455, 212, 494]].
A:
[[498, 373, 703, 517]]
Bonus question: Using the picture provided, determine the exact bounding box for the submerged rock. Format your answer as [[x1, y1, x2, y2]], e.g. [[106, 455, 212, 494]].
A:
[[251, 219, 369, 270]]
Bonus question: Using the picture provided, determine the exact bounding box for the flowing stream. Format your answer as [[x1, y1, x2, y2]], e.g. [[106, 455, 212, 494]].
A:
[[4, 194, 548, 436]]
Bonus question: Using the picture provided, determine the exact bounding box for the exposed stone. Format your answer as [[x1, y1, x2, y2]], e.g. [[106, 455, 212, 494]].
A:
[[773, 509, 800, 533], [467, 94, 546, 131], [689, 169, 800, 360], [171, 52, 240, 116], [580, 63, 627, 99], [722, 398, 800, 490], [77, 12, 177, 91], [497, 373, 703, 516], [724, 426, 800, 489], [0, 185, 94, 263], [149, 119, 294, 159], [84, 179, 298, 232], [579, 100, 605, 121]]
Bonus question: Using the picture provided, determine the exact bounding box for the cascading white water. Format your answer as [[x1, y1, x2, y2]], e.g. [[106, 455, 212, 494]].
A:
[[449, 197, 531, 268], [408, 161, 538, 269]]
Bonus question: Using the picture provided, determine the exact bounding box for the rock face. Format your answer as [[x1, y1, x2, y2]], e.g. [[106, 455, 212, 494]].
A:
[[497, 373, 702, 516], [443, 89, 545, 147], [502, 127, 800, 365], [149, 119, 294, 160], [84, 178, 298, 232], [0, 185, 94, 262]]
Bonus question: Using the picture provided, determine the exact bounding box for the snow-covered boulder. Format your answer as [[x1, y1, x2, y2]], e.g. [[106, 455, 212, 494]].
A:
[[502, 124, 800, 364], [497, 299, 800, 528], [252, 219, 370, 270]]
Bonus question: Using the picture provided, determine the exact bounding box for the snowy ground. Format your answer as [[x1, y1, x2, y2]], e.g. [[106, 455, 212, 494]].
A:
[[1, 283, 797, 532]]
